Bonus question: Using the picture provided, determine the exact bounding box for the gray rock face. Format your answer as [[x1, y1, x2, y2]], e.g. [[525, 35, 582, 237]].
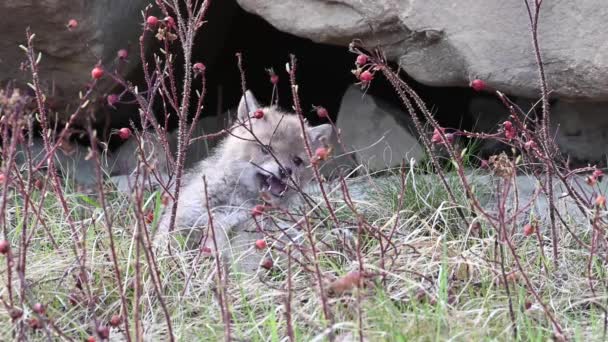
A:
[[467, 96, 608, 162], [13, 115, 222, 189], [1, 0, 148, 118], [110, 115, 221, 177], [15, 137, 101, 186], [352, 172, 600, 230], [237, 0, 608, 101], [552, 101, 608, 162], [336, 85, 423, 171]]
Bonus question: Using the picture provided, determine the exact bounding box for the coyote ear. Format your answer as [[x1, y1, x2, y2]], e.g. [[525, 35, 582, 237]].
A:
[[307, 124, 333, 148], [237, 90, 260, 121]]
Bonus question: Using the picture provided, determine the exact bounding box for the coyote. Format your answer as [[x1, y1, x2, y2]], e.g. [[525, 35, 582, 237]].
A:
[[154, 90, 333, 259]]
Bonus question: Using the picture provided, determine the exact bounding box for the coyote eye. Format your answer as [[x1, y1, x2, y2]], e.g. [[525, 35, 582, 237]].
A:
[[293, 156, 303, 166]]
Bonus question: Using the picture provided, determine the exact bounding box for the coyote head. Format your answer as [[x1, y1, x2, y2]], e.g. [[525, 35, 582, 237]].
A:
[[215, 90, 333, 206]]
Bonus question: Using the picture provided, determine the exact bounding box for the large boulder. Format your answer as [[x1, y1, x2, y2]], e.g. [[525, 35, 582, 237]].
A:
[[14, 115, 222, 188], [467, 96, 608, 163], [1, 0, 148, 119], [336, 85, 423, 171], [236, 0, 608, 101], [551, 101, 608, 162]]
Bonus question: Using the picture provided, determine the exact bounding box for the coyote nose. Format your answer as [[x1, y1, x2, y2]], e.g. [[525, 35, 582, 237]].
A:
[[279, 167, 292, 178]]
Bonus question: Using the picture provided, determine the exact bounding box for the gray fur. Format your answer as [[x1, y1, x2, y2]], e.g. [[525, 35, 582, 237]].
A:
[[237, 90, 261, 121], [154, 91, 333, 266]]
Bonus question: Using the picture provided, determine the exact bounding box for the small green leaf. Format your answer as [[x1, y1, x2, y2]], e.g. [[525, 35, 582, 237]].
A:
[[77, 195, 101, 208]]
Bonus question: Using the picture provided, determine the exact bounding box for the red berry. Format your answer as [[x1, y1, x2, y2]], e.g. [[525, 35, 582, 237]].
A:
[[261, 258, 273, 270], [67, 19, 78, 29], [161, 195, 170, 206], [97, 325, 110, 339], [109, 315, 122, 327], [524, 301, 532, 310], [506, 273, 520, 284], [270, 74, 279, 85], [431, 128, 443, 141], [253, 109, 264, 119], [596, 195, 606, 207], [146, 16, 159, 27], [503, 121, 516, 140], [255, 239, 267, 250], [8, 308, 22, 320], [444, 133, 455, 144], [28, 317, 41, 330], [470, 79, 486, 92], [356, 54, 368, 65], [523, 224, 535, 237], [91, 66, 104, 80], [359, 70, 373, 83], [145, 211, 154, 224], [164, 16, 176, 30], [415, 288, 428, 302], [0, 173, 5, 184], [107, 94, 119, 107], [252, 204, 265, 217], [193, 62, 206, 73], [431, 127, 445, 144], [118, 128, 131, 140], [200, 246, 212, 255], [593, 169, 604, 179], [87, 336, 96, 342], [32, 303, 45, 315], [117, 49, 128, 60], [0, 240, 9, 255], [315, 147, 329, 161], [524, 140, 536, 150], [316, 106, 329, 119]]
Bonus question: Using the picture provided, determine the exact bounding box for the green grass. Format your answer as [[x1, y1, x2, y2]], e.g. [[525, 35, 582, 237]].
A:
[[0, 163, 606, 341]]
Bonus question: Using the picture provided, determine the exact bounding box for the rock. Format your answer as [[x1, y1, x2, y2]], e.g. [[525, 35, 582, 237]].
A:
[[237, 0, 608, 101], [467, 96, 536, 156], [108, 131, 171, 178], [477, 173, 603, 228], [15, 138, 102, 187], [12, 115, 222, 190], [349, 171, 600, 230], [2, 1, 238, 126], [109, 115, 222, 191], [1, 0, 148, 120], [467, 96, 608, 163], [317, 122, 359, 180], [336, 85, 423, 172], [552, 101, 608, 162]]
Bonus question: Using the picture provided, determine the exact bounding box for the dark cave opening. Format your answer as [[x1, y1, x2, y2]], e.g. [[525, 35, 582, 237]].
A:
[[105, 0, 479, 152]]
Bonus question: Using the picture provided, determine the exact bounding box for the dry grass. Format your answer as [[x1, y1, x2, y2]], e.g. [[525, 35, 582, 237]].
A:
[[1, 163, 606, 341], [2, 2, 606, 341]]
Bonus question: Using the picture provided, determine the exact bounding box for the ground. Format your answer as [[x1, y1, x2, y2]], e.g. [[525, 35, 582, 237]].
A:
[[1, 163, 605, 341]]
